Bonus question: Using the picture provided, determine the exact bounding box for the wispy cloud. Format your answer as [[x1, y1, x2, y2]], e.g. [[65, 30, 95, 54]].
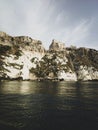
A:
[[0, 0, 98, 50], [61, 19, 93, 47]]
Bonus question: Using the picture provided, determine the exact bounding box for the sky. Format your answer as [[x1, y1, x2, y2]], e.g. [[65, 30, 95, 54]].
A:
[[0, 0, 98, 50]]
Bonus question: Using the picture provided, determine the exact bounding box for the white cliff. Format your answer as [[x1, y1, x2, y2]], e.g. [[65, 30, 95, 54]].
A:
[[49, 39, 66, 51], [0, 32, 45, 80], [0, 31, 98, 81], [58, 70, 77, 81], [2, 51, 44, 80], [77, 66, 98, 81]]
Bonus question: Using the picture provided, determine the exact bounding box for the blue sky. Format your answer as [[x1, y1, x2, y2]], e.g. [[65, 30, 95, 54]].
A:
[[0, 0, 98, 49]]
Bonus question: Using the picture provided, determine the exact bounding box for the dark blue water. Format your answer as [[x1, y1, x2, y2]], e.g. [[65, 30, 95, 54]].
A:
[[0, 81, 98, 130]]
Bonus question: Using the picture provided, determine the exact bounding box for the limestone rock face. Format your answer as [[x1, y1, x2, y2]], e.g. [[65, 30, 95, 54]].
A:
[[0, 31, 98, 81], [76, 66, 98, 81], [13, 36, 45, 53], [0, 32, 45, 53], [0, 31, 8, 37], [49, 39, 66, 51], [0, 32, 45, 80], [0, 32, 13, 46], [68, 47, 98, 81]]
